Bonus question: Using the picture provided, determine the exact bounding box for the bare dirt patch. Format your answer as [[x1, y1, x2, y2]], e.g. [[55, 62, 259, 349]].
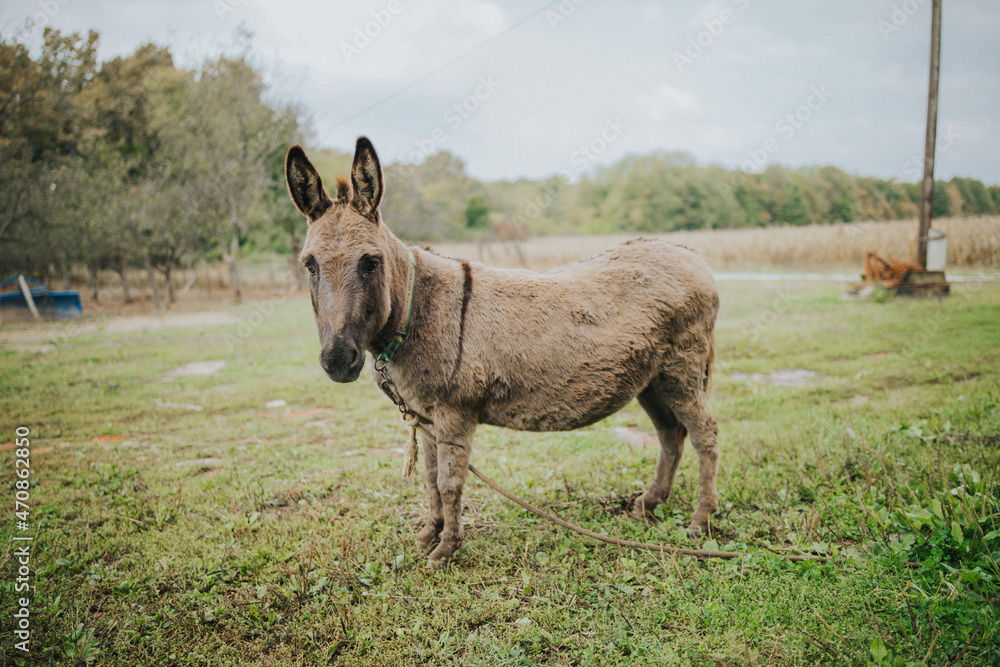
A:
[[0, 286, 306, 346], [0, 310, 241, 346], [162, 360, 226, 381], [731, 369, 819, 387], [613, 426, 658, 447], [154, 400, 206, 411]]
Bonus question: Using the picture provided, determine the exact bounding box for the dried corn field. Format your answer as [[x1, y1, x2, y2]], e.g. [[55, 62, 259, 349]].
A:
[[49, 216, 999, 314], [436, 216, 1000, 271]]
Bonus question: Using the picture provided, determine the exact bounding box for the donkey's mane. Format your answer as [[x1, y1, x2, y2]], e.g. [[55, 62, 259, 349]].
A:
[[335, 174, 350, 202], [415, 244, 466, 264]]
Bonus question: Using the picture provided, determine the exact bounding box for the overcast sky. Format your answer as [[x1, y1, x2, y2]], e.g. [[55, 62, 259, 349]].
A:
[[3, 0, 997, 184]]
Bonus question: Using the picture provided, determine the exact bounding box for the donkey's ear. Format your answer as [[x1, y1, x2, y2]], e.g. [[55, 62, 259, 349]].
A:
[[350, 136, 383, 221], [286, 145, 333, 223]]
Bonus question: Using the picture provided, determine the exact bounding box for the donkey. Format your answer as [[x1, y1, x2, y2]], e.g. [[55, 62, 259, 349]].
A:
[[286, 137, 721, 565]]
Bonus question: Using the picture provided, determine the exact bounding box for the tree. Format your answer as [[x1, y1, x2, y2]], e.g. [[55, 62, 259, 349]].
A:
[[931, 180, 950, 218], [815, 166, 857, 222], [0, 29, 98, 276], [945, 181, 964, 217], [85, 43, 174, 171], [951, 177, 995, 215], [264, 140, 311, 290], [382, 151, 470, 240], [464, 195, 489, 229], [151, 49, 299, 300]]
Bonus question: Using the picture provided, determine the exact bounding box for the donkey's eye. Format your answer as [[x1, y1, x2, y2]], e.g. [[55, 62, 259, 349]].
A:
[[305, 261, 316, 276], [361, 257, 380, 276]]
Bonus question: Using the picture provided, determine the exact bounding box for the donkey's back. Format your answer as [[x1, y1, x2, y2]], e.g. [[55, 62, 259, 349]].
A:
[[453, 238, 719, 432]]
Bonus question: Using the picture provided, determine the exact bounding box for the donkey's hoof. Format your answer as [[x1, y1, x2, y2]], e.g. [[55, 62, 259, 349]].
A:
[[631, 493, 661, 520], [685, 522, 710, 540], [415, 521, 443, 549], [427, 537, 460, 565]]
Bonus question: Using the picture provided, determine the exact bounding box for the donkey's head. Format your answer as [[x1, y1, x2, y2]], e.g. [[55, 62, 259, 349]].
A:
[[286, 137, 407, 383]]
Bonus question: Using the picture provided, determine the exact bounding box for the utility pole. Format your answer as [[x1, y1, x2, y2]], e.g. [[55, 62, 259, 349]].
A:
[[916, 0, 942, 268]]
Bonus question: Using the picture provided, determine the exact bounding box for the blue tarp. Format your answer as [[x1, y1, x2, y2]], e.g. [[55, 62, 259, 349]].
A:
[[0, 275, 83, 319]]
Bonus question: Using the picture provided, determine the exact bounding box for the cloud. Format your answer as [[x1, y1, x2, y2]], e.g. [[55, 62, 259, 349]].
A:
[[2, 0, 997, 182], [640, 84, 702, 121]]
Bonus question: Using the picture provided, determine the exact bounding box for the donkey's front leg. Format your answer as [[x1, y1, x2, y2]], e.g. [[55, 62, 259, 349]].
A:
[[427, 409, 475, 565], [415, 430, 444, 549]]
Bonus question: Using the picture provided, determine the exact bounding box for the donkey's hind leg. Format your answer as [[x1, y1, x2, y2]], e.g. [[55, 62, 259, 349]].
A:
[[633, 384, 688, 519], [415, 432, 444, 549], [668, 390, 720, 538]]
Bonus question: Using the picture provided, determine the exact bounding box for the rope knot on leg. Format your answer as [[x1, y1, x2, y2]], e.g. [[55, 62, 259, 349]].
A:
[[400, 411, 421, 480]]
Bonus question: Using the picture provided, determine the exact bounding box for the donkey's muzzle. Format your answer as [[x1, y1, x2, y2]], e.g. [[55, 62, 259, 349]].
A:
[[320, 337, 364, 383]]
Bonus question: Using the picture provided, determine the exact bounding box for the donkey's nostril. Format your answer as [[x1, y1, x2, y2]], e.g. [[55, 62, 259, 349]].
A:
[[320, 338, 363, 382]]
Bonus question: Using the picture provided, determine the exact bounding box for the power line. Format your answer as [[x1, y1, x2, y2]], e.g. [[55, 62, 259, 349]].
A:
[[332, 0, 562, 128]]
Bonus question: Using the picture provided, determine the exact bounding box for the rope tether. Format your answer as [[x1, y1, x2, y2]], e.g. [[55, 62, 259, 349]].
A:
[[408, 420, 829, 564]]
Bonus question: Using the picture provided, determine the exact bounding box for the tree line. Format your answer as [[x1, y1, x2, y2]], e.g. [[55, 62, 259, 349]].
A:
[[2, 28, 997, 299], [302, 145, 1000, 243], [0, 28, 302, 303], [458, 153, 1000, 240]]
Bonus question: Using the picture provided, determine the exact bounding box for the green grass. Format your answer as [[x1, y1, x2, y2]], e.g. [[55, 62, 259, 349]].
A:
[[1, 281, 999, 666]]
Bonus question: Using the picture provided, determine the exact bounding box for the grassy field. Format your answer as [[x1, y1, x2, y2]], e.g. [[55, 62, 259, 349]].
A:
[[1, 278, 999, 665]]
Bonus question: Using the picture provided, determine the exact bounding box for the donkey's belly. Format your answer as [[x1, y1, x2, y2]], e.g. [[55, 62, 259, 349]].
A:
[[477, 366, 651, 432], [480, 400, 629, 432]]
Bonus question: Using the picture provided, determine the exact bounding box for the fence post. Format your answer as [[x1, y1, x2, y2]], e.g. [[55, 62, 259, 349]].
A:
[[16, 275, 41, 320]]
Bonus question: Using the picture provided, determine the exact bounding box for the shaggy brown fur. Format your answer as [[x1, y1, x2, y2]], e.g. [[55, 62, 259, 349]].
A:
[[286, 138, 722, 564]]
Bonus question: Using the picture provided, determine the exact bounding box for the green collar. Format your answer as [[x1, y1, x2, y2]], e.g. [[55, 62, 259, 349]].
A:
[[375, 248, 416, 363]]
